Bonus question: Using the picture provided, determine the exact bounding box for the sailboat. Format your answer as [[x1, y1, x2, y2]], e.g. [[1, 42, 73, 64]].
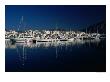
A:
[[15, 16, 33, 43]]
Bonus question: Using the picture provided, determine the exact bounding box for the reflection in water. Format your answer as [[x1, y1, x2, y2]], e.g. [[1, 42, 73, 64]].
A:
[[5, 39, 105, 72], [5, 39, 101, 49]]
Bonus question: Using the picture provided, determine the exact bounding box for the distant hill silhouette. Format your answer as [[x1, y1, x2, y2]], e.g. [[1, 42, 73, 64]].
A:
[[82, 20, 106, 34]]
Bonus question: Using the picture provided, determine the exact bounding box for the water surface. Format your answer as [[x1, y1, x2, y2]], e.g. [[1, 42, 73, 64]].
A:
[[5, 39, 106, 72]]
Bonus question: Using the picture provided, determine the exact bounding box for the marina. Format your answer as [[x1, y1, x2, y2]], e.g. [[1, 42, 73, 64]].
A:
[[5, 30, 106, 72], [5, 18, 106, 72], [5, 5, 106, 72], [5, 29, 105, 44]]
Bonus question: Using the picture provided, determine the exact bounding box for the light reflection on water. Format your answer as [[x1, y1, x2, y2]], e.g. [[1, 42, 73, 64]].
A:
[[5, 39, 106, 72], [5, 39, 101, 49]]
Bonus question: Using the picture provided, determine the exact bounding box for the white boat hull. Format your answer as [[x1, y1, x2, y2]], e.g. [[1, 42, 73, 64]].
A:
[[15, 38, 32, 43]]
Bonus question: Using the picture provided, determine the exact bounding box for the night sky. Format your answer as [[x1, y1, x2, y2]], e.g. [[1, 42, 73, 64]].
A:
[[5, 5, 106, 30]]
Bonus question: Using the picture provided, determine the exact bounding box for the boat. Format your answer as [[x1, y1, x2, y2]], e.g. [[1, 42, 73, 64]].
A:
[[68, 38, 74, 41], [37, 39, 53, 42]]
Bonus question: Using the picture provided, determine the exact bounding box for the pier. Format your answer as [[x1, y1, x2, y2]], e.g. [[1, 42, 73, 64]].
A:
[[5, 29, 105, 44]]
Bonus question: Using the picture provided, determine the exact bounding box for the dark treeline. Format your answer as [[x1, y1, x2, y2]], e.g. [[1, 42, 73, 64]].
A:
[[81, 20, 106, 34]]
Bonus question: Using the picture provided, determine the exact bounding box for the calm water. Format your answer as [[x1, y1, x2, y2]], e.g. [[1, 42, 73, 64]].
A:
[[5, 39, 106, 72]]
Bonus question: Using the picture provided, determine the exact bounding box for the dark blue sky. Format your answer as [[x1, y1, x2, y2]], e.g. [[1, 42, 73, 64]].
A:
[[5, 5, 106, 30]]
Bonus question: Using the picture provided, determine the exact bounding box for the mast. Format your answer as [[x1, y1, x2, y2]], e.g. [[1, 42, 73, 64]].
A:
[[55, 22, 58, 40], [56, 22, 58, 31], [97, 26, 98, 34], [22, 16, 24, 39], [18, 16, 24, 32], [86, 27, 87, 33]]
